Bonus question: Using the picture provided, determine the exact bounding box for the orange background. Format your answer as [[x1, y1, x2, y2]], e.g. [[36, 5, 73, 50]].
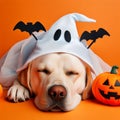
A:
[[0, 0, 120, 119]]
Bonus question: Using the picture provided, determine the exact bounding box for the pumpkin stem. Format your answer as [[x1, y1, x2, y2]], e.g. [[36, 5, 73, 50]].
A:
[[110, 65, 119, 74]]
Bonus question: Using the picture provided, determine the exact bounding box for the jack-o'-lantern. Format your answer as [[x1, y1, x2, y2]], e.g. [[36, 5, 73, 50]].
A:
[[92, 66, 120, 105]]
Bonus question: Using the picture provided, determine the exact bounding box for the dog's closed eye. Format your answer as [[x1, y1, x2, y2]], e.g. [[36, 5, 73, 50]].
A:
[[66, 71, 79, 76], [37, 69, 50, 74]]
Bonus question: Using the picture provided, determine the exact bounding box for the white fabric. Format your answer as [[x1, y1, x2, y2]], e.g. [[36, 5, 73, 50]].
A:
[[0, 13, 111, 87]]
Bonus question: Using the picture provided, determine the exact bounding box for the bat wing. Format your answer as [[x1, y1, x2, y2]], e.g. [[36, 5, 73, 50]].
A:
[[97, 28, 110, 38], [13, 21, 26, 32], [33, 21, 46, 32], [80, 31, 91, 41]]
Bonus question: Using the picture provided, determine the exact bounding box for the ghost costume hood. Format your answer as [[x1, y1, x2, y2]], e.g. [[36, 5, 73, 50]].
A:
[[0, 13, 111, 87]]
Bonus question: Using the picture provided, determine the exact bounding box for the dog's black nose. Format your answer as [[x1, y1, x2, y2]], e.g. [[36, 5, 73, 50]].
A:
[[48, 85, 67, 101]]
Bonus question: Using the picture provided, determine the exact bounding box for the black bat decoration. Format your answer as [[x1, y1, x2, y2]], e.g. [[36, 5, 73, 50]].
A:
[[80, 28, 110, 48], [13, 21, 46, 40]]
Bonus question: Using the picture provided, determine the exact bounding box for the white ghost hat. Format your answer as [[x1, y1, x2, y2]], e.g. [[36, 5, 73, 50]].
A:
[[20, 13, 96, 69], [0, 13, 111, 87]]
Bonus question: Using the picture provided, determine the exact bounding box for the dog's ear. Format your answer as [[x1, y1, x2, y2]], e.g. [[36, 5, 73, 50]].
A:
[[82, 66, 93, 100], [18, 63, 32, 93]]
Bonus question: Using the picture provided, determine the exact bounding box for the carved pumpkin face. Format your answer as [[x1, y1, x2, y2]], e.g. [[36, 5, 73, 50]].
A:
[[92, 66, 120, 105]]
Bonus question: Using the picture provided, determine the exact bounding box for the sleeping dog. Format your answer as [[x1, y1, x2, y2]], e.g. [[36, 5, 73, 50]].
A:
[[7, 53, 92, 111], [0, 13, 110, 111]]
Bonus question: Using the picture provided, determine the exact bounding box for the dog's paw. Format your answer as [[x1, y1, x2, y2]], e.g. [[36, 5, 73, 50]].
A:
[[7, 84, 31, 102]]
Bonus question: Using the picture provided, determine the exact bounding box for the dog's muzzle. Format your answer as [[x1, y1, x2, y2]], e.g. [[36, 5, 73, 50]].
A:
[[48, 85, 67, 111]]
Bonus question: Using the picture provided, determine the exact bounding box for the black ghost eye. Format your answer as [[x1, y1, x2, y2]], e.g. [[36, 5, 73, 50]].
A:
[[54, 29, 61, 41], [114, 80, 120, 86], [103, 79, 109, 86], [64, 30, 71, 42]]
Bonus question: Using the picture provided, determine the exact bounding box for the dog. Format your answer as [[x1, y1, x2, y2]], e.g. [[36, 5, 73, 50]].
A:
[[7, 53, 93, 111], [0, 13, 111, 112]]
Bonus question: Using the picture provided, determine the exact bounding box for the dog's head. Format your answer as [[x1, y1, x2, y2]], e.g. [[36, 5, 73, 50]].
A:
[[18, 53, 93, 111]]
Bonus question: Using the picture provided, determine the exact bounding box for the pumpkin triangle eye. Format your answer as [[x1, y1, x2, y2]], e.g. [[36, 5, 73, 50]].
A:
[[103, 79, 109, 85], [115, 80, 120, 86]]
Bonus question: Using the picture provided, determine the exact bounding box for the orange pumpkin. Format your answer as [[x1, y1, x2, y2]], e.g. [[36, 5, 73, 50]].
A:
[[92, 66, 120, 105]]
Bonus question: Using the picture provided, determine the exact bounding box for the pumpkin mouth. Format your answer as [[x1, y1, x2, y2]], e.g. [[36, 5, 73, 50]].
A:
[[99, 89, 120, 99]]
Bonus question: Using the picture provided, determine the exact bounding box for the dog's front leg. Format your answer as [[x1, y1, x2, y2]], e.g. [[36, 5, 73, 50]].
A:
[[7, 80, 31, 102]]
